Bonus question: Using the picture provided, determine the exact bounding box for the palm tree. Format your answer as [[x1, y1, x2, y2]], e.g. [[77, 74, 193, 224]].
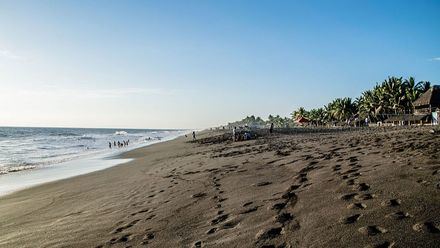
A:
[[403, 77, 421, 113], [291, 107, 308, 120], [308, 108, 325, 126], [327, 97, 357, 123], [416, 81, 431, 93]]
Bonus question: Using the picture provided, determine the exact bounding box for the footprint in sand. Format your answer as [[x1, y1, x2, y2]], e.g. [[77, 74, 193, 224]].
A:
[[130, 208, 150, 216], [347, 202, 367, 209], [206, 227, 217, 235], [191, 192, 207, 198], [333, 165, 342, 171], [348, 156, 359, 163], [243, 201, 253, 207], [281, 191, 298, 207], [413, 222, 440, 233], [112, 219, 140, 234], [145, 214, 156, 220], [255, 181, 272, 187], [140, 232, 155, 245], [357, 183, 370, 191], [270, 202, 287, 211], [255, 226, 283, 241], [109, 233, 132, 244], [381, 199, 401, 207], [211, 214, 229, 225], [340, 193, 358, 201], [351, 172, 362, 177], [241, 206, 259, 214], [386, 211, 412, 220], [342, 214, 362, 224], [193, 240, 203, 247], [222, 218, 241, 229], [355, 193, 376, 200], [358, 226, 388, 236], [275, 212, 294, 224]]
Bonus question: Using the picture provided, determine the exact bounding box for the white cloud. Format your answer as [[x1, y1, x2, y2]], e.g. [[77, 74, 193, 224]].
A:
[[0, 49, 23, 60], [430, 57, 440, 61]]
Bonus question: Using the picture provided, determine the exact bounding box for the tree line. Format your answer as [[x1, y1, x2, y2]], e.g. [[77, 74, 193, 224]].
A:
[[228, 76, 433, 128]]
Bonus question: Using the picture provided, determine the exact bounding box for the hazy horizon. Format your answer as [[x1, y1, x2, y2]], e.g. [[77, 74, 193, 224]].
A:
[[1, 0, 439, 129]]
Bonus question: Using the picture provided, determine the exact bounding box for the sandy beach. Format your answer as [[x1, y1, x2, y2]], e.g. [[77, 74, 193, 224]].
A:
[[1, 127, 440, 247]]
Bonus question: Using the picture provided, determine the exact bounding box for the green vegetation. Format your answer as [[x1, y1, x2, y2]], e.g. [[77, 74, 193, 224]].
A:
[[296, 76, 431, 125], [228, 76, 433, 128]]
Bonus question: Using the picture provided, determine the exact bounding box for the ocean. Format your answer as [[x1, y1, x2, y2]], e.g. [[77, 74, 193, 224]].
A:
[[0, 127, 186, 175]]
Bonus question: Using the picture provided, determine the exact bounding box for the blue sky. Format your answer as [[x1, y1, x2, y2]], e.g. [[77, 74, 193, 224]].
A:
[[0, 0, 439, 129]]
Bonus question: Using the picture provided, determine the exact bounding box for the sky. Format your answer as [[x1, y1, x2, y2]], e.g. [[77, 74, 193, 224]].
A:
[[0, 0, 439, 129]]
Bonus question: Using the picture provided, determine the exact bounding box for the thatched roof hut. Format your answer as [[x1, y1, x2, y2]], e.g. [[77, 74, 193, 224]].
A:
[[295, 116, 309, 126], [413, 86, 440, 113]]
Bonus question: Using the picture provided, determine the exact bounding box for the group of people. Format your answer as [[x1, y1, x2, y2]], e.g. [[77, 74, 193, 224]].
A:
[[232, 126, 253, 142], [231, 123, 274, 142], [108, 140, 130, 149]]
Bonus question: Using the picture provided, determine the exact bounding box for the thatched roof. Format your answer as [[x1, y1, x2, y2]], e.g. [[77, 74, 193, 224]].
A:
[[413, 86, 440, 108], [385, 114, 430, 122], [295, 116, 309, 123]]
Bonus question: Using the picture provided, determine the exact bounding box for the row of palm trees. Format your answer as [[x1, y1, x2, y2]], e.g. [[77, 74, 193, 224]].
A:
[[228, 76, 433, 128], [292, 76, 431, 125], [228, 115, 295, 128]]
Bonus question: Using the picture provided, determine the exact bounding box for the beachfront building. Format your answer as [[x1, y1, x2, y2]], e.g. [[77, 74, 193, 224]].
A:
[[413, 85, 440, 114], [295, 116, 309, 126], [384, 85, 440, 126]]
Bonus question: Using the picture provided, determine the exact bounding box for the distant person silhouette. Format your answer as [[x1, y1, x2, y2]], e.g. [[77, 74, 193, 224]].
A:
[[192, 131, 196, 140], [269, 123, 274, 134], [109, 142, 112, 149]]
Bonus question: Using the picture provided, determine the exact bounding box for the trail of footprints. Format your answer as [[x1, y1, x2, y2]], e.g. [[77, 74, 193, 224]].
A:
[[198, 164, 244, 247], [254, 160, 322, 247], [334, 153, 440, 247], [334, 154, 395, 246], [99, 184, 171, 247], [100, 138, 439, 247]]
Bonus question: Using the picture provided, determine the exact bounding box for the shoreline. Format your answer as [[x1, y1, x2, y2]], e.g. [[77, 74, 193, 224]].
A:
[[1, 127, 439, 247], [0, 131, 187, 197]]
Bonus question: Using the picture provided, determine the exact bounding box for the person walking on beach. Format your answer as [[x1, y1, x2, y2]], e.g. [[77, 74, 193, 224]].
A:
[[109, 142, 112, 149], [192, 131, 196, 140], [269, 123, 274, 134]]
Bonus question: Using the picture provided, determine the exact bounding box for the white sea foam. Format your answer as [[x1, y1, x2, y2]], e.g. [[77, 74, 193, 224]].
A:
[[0, 127, 186, 175]]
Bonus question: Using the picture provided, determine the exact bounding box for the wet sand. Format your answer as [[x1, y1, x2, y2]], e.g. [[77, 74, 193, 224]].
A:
[[1, 127, 439, 247]]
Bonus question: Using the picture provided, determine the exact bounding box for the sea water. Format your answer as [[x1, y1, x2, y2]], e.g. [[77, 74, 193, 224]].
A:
[[0, 127, 187, 196]]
